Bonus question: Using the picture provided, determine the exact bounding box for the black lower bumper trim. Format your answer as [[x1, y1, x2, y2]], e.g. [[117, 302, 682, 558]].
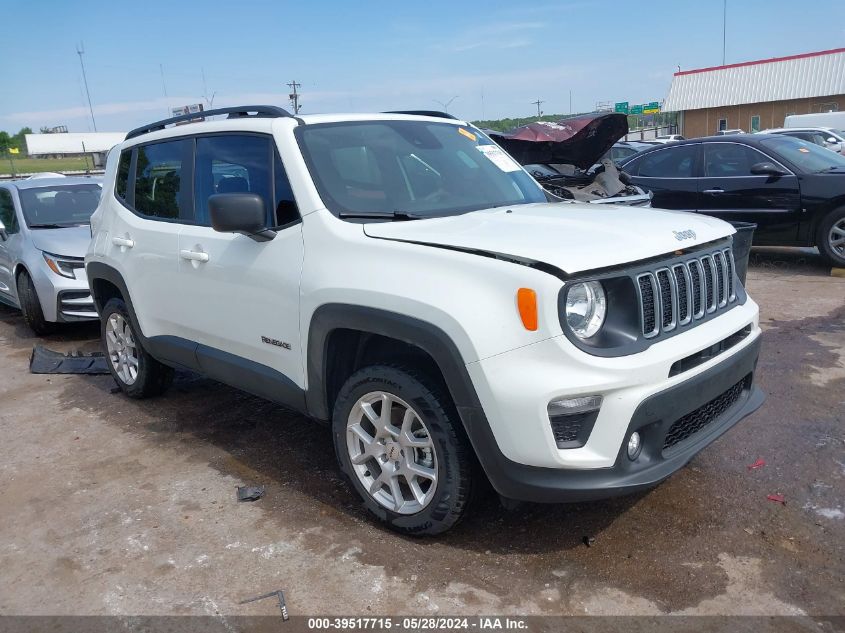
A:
[[475, 335, 764, 503]]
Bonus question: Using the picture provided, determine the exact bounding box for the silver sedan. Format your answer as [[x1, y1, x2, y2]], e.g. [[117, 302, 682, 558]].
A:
[[0, 176, 101, 334]]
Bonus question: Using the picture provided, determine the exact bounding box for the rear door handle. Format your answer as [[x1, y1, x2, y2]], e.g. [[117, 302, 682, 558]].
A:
[[702, 188, 725, 194], [180, 249, 209, 263], [112, 236, 134, 248]]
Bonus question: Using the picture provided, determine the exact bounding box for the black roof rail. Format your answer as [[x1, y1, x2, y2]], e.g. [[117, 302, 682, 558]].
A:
[[125, 105, 294, 140], [384, 110, 459, 120]]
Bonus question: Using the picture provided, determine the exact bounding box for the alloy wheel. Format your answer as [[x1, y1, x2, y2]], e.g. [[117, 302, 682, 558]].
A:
[[105, 313, 139, 385], [829, 218, 845, 257], [346, 391, 438, 514]]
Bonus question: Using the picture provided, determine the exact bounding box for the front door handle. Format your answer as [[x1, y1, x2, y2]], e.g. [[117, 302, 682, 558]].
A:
[[112, 236, 135, 248], [180, 249, 209, 263], [702, 188, 725, 194]]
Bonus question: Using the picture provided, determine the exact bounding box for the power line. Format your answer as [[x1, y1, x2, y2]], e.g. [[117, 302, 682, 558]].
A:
[[287, 81, 301, 114], [76, 42, 97, 132]]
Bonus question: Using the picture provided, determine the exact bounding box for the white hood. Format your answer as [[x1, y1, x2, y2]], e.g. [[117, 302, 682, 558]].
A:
[[363, 203, 734, 275]]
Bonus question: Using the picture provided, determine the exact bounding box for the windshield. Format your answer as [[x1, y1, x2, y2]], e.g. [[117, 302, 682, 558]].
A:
[[19, 184, 102, 227], [759, 136, 845, 173], [296, 120, 546, 219]]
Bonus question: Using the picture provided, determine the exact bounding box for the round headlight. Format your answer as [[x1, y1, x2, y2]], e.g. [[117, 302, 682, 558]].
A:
[[565, 281, 607, 339]]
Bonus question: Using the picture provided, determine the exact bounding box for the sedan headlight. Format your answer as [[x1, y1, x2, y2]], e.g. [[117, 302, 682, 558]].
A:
[[565, 281, 607, 339], [42, 252, 81, 279]]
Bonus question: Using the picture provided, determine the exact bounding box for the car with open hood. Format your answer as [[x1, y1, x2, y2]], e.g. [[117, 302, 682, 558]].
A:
[[488, 113, 649, 204], [86, 106, 764, 535], [0, 176, 102, 334]]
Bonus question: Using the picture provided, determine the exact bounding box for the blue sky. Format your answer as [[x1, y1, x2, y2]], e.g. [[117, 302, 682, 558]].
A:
[[1, 0, 843, 132]]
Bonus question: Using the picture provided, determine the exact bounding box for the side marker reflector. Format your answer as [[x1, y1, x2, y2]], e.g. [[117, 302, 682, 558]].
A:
[[517, 288, 538, 331]]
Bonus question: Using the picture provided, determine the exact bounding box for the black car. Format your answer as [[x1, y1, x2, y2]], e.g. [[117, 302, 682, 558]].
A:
[[620, 134, 845, 266]]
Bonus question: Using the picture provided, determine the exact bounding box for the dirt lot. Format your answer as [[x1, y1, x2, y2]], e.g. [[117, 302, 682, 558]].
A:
[[0, 248, 843, 618]]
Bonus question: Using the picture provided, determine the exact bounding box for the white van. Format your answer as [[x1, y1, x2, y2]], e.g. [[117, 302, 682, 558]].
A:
[[784, 112, 845, 129]]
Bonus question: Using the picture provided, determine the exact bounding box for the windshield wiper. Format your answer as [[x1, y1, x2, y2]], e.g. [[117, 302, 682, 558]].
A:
[[338, 211, 423, 221]]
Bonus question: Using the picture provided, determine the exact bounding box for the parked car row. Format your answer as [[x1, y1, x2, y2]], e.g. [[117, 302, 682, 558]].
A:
[[619, 134, 845, 266], [1, 106, 766, 536]]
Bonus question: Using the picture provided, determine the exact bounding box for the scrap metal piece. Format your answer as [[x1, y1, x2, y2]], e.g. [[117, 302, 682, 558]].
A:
[[236, 485, 265, 502], [240, 589, 289, 620], [29, 345, 110, 375]]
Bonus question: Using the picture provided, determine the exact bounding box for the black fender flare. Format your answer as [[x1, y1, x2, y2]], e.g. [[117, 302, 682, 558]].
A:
[[305, 304, 527, 496]]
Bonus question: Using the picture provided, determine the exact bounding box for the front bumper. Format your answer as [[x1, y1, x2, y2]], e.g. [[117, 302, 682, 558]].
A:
[[29, 260, 97, 323], [462, 320, 764, 503]]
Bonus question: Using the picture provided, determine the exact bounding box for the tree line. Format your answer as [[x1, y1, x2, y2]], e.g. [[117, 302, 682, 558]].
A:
[[0, 127, 33, 155]]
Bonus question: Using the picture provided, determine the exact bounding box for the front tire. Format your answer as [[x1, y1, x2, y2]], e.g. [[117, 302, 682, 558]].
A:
[[101, 298, 173, 398], [16, 270, 54, 336], [332, 365, 477, 535], [816, 208, 845, 267]]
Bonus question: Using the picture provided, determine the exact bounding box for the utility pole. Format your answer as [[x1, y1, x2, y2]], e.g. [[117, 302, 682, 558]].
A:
[[76, 42, 97, 131], [160, 64, 170, 115], [722, 0, 727, 65], [287, 81, 302, 114], [531, 99, 544, 118]]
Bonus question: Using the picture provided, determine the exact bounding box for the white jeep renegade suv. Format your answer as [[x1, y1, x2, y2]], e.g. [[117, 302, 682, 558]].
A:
[[86, 106, 764, 535]]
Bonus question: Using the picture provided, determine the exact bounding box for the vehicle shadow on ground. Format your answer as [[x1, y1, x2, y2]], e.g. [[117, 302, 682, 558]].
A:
[[0, 302, 100, 350], [748, 245, 832, 276], [58, 365, 641, 554]]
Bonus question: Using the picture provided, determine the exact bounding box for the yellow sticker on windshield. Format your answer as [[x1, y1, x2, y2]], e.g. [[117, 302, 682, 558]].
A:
[[458, 127, 477, 142], [798, 148, 810, 153]]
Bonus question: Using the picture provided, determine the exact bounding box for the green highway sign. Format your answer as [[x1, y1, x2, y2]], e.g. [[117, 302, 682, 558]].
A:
[[643, 101, 661, 114], [614, 101, 629, 114], [630, 104, 643, 115]]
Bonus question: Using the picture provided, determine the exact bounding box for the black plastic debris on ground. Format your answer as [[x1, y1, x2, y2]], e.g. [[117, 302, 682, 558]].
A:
[[29, 345, 110, 375], [237, 485, 265, 502]]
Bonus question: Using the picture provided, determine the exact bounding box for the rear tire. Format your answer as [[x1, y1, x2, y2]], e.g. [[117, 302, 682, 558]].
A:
[[816, 208, 845, 267], [16, 270, 55, 336], [332, 364, 477, 535], [101, 298, 173, 398]]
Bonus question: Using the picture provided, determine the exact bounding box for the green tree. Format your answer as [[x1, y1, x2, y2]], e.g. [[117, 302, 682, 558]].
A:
[[0, 131, 11, 152], [12, 127, 32, 155]]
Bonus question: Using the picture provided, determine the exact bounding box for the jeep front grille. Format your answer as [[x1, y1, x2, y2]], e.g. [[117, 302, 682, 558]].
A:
[[637, 248, 737, 339]]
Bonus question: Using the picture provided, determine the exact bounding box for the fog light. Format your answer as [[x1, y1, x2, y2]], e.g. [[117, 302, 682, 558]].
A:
[[548, 395, 602, 450], [627, 431, 642, 461]]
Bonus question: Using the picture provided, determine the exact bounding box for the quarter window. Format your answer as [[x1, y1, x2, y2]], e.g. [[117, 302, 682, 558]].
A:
[[0, 189, 18, 233], [115, 149, 131, 201], [134, 140, 190, 220], [631, 145, 698, 178]]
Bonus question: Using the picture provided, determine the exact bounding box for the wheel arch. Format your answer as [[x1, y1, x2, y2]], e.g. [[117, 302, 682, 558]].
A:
[[306, 304, 484, 423], [86, 262, 136, 325]]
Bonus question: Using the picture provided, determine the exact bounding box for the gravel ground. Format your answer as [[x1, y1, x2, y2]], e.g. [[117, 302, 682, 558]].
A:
[[0, 247, 842, 619]]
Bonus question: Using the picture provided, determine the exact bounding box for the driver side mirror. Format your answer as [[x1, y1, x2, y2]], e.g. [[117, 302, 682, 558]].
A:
[[0, 220, 7, 241], [750, 162, 789, 177], [208, 193, 275, 242], [827, 137, 838, 144]]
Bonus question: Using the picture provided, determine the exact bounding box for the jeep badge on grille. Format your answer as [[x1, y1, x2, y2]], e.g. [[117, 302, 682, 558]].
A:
[[673, 229, 697, 241]]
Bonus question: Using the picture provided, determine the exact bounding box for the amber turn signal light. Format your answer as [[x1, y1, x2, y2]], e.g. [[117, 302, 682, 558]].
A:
[[517, 288, 538, 331]]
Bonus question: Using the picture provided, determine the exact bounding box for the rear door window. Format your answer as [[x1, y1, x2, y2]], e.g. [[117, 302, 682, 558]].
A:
[[134, 139, 192, 221]]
